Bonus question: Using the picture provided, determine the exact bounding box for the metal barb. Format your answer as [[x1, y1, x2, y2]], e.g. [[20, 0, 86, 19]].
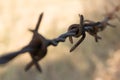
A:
[[0, 4, 120, 73]]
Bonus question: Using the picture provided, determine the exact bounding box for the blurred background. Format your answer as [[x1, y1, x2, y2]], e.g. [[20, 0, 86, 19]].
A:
[[0, 0, 120, 80]]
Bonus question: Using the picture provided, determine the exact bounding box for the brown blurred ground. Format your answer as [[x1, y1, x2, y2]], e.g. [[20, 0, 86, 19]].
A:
[[0, 0, 120, 80]]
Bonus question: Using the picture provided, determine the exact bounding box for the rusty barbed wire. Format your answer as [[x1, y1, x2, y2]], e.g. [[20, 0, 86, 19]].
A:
[[0, 12, 77, 72], [0, 4, 120, 73], [68, 4, 120, 52]]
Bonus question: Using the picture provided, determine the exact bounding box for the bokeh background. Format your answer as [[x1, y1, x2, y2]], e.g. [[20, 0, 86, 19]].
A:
[[0, 0, 120, 80]]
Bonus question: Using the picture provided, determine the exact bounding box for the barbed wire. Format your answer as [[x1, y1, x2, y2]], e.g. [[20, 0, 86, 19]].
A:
[[0, 4, 120, 73]]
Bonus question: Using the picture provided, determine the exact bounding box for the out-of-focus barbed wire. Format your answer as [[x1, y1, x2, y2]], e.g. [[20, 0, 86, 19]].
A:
[[0, 4, 120, 73]]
